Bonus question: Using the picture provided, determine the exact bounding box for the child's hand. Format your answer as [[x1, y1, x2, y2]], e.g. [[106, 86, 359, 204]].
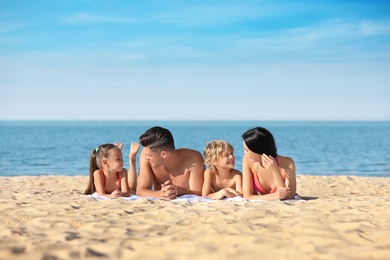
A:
[[110, 189, 123, 198], [214, 189, 228, 200], [226, 188, 242, 197], [114, 142, 124, 150], [129, 142, 140, 160]]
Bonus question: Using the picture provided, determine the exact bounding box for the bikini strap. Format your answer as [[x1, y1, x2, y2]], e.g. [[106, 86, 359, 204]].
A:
[[275, 156, 280, 167]]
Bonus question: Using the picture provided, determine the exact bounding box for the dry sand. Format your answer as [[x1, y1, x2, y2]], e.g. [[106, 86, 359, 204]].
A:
[[0, 175, 389, 260]]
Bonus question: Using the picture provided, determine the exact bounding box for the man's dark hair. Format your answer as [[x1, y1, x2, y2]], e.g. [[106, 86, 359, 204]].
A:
[[139, 126, 175, 151]]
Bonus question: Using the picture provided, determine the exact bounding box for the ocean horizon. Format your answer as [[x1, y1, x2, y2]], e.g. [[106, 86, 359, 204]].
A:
[[0, 120, 389, 177]]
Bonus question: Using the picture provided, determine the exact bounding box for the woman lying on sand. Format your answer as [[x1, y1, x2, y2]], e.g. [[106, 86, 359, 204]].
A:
[[242, 127, 297, 201]]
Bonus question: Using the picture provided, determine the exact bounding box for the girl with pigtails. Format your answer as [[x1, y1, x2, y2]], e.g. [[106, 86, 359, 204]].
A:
[[84, 142, 140, 198]]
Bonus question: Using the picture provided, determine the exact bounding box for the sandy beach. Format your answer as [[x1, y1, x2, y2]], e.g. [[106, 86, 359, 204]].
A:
[[0, 175, 389, 260]]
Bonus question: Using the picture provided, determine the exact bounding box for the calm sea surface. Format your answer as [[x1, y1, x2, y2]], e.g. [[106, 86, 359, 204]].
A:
[[0, 121, 389, 177]]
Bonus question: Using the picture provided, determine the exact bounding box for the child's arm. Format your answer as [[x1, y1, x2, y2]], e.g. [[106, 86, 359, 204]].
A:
[[234, 169, 243, 194], [211, 170, 243, 198], [128, 142, 140, 193], [93, 170, 106, 196], [209, 189, 233, 200], [114, 142, 124, 150], [201, 169, 213, 197], [118, 169, 132, 197], [202, 169, 235, 200], [93, 170, 119, 198]]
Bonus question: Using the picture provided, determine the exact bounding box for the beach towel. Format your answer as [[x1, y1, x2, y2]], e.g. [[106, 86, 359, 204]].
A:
[[87, 193, 303, 202]]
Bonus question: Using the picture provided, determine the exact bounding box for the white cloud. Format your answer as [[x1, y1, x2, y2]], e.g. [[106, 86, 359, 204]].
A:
[[228, 18, 390, 62]]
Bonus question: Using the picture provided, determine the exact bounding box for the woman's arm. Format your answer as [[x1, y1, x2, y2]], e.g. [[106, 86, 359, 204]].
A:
[[262, 155, 296, 200], [242, 156, 284, 201], [261, 154, 285, 189], [283, 157, 297, 199], [242, 155, 260, 200]]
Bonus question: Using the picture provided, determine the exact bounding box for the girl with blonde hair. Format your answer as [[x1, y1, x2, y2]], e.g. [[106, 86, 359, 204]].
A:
[[202, 140, 242, 200]]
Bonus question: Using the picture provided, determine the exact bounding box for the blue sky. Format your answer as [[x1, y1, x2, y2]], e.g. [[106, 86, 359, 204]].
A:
[[1, 0, 389, 121]]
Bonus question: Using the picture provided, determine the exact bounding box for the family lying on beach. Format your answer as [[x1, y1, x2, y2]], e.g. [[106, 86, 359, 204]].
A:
[[84, 126, 297, 201]]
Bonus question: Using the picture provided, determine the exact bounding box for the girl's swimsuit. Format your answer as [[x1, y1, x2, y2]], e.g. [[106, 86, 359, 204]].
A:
[[101, 169, 121, 193], [252, 157, 285, 194]]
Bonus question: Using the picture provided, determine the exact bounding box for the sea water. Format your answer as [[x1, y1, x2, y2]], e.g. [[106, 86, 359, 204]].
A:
[[0, 121, 389, 177]]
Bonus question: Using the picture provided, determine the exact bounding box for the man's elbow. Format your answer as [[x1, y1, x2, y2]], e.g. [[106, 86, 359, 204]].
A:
[[136, 187, 148, 196]]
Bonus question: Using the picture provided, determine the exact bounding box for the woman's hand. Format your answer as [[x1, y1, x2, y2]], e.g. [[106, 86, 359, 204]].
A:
[[261, 154, 278, 172], [273, 187, 291, 200]]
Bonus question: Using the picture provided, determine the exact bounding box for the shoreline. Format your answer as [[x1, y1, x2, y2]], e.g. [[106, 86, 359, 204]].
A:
[[0, 175, 389, 259]]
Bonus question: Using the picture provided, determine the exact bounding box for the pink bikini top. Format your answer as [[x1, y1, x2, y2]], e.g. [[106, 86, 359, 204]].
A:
[[252, 157, 285, 194]]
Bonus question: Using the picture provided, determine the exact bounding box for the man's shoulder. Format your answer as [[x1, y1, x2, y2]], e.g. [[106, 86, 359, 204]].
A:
[[177, 148, 204, 163], [177, 148, 202, 156]]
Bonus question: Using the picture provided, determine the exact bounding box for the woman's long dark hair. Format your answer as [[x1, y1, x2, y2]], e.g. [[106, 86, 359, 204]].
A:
[[242, 127, 277, 157]]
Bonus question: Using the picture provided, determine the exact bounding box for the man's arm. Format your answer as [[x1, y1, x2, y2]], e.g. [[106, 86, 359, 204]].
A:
[[127, 142, 140, 193], [183, 151, 204, 196], [136, 149, 161, 198]]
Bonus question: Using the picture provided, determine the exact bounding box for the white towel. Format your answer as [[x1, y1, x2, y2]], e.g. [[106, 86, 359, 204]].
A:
[[87, 193, 303, 202]]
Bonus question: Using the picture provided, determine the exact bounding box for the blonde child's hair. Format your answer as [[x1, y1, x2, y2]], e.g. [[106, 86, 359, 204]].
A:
[[203, 140, 234, 174], [84, 143, 119, 195]]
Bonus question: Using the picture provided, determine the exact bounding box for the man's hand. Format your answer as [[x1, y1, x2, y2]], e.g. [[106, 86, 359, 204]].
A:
[[160, 180, 178, 199], [129, 142, 140, 160]]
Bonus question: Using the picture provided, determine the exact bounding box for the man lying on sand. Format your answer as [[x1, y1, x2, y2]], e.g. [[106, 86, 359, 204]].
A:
[[136, 126, 205, 199]]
